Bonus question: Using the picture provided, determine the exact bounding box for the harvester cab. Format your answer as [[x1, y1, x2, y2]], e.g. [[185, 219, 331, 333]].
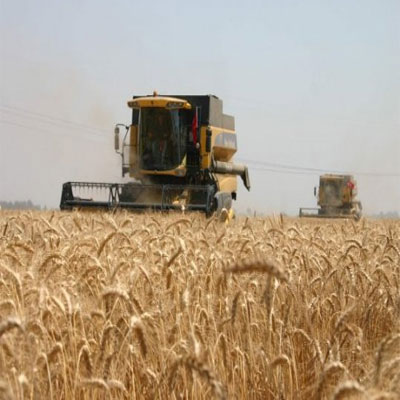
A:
[[299, 174, 362, 220], [60, 93, 250, 216]]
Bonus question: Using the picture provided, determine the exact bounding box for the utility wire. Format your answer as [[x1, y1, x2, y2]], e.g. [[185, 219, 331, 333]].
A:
[[239, 158, 337, 173], [0, 104, 109, 135], [228, 96, 400, 129], [1, 103, 398, 178], [0, 119, 108, 142], [247, 165, 317, 176], [239, 158, 400, 178]]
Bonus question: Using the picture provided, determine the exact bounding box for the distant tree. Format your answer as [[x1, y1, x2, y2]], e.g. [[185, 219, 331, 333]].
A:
[[378, 211, 400, 219], [0, 200, 41, 210]]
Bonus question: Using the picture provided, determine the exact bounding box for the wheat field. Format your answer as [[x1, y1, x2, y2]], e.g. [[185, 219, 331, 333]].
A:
[[0, 210, 399, 399]]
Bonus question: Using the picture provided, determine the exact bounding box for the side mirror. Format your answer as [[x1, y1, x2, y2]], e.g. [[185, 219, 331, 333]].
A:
[[114, 126, 120, 151], [314, 187, 317, 197]]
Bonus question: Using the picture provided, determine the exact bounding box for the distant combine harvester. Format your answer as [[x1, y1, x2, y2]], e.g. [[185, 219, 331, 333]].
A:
[[299, 174, 362, 220]]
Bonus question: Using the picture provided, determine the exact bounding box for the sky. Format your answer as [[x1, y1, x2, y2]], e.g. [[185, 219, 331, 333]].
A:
[[0, 0, 399, 215]]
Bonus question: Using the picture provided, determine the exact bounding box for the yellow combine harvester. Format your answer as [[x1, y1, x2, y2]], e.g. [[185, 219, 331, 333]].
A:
[[299, 174, 362, 220], [60, 93, 250, 216]]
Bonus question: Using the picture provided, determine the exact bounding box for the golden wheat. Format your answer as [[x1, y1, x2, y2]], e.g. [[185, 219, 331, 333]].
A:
[[0, 210, 399, 399]]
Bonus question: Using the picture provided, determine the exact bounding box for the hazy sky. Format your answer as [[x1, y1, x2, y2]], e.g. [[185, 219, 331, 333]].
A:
[[1, 0, 399, 215]]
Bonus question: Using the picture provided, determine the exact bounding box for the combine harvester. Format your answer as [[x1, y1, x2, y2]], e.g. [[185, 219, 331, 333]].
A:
[[299, 174, 362, 220], [60, 92, 250, 217]]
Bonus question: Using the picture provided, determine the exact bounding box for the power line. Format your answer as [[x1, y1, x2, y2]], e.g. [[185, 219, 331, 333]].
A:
[[247, 165, 316, 176], [228, 96, 400, 129], [0, 104, 110, 136], [238, 158, 400, 178], [239, 158, 337, 173], [0, 119, 108, 142], [0, 119, 55, 134], [1, 103, 398, 178]]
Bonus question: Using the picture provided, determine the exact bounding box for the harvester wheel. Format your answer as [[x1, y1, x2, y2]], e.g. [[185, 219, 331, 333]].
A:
[[219, 207, 235, 223], [220, 208, 229, 222]]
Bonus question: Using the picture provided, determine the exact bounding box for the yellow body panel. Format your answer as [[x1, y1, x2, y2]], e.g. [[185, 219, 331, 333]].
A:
[[127, 96, 191, 109], [216, 174, 237, 193], [200, 126, 211, 169], [212, 129, 236, 162], [200, 126, 236, 169]]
